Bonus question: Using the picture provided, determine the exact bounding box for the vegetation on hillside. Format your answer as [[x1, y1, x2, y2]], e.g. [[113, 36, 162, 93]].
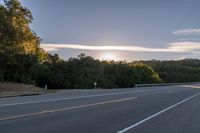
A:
[[33, 53, 161, 89], [138, 59, 200, 83]]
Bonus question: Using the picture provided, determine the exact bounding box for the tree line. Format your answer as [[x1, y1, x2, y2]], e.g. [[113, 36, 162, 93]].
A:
[[138, 59, 200, 83], [33, 53, 161, 89], [0, 0, 199, 89]]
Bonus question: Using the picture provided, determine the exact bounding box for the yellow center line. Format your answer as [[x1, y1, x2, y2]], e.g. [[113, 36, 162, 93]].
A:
[[0, 97, 136, 121]]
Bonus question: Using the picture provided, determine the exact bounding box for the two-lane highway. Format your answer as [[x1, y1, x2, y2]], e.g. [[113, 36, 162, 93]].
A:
[[0, 84, 200, 133]]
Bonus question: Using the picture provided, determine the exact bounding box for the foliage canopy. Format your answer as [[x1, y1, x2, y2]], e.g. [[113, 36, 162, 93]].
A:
[[0, 0, 46, 82]]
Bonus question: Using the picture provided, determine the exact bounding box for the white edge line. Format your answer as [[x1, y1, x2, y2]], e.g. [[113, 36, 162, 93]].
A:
[[0, 85, 195, 107], [0, 97, 136, 121], [0, 91, 136, 107], [117, 92, 200, 133], [0, 88, 166, 107]]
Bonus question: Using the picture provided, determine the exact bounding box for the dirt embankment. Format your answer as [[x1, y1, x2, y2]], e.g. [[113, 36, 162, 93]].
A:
[[0, 83, 45, 97]]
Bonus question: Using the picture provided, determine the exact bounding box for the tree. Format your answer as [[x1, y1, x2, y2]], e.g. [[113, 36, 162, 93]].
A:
[[0, 0, 46, 59], [133, 64, 162, 84], [47, 53, 60, 64], [0, 0, 46, 82]]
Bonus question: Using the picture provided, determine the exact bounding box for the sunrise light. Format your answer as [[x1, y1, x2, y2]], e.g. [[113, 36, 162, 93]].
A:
[[100, 52, 118, 61]]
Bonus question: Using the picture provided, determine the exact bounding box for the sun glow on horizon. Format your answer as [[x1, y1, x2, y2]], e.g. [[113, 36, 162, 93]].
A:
[[100, 52, 118, 61]]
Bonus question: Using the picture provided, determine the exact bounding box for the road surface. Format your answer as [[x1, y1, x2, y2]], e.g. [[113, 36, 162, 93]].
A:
[[0, 84, 200, 133]]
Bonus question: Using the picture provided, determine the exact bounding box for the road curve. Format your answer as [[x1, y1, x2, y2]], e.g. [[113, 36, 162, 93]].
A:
[[0, 84, 200, 133]]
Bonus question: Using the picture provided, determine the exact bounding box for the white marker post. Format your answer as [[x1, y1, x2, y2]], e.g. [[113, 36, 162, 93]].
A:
[[94, 82, 97, 89], [45, 84, 47, 91]]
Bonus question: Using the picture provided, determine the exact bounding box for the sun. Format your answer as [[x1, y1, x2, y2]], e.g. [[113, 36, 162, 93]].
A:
[[100, 52, 118, 61]]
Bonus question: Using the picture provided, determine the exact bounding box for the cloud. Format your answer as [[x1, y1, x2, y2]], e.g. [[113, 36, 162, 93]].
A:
[[41, 44, 166, 52], [41, 42, 200, 54], [173, 28, 200, 35], [168, 42, 200, 52], [42, 47, 60, 52]]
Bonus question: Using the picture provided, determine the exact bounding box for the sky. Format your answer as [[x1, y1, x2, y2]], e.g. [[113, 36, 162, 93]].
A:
[[19, 0, 200, 61]]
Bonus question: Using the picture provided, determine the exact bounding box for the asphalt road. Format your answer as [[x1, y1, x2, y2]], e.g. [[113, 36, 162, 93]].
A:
[[0, 84, 200, 133]]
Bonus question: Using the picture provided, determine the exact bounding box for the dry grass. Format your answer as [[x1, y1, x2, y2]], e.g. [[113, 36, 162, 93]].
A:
[[0, 82, 45, 97]]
